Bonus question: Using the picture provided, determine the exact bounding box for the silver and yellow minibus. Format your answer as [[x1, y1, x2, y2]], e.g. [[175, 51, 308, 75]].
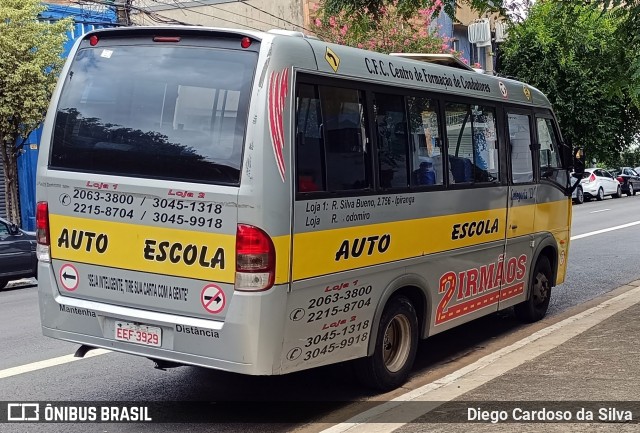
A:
[[36, 26, 574, 390]]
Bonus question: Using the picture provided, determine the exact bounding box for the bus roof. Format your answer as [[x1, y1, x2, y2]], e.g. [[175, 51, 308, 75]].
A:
[[84, 25, 551, 108]]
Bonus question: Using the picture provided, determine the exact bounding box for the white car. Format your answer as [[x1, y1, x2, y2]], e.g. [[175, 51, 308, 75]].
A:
[[579, 168, 622, 201]]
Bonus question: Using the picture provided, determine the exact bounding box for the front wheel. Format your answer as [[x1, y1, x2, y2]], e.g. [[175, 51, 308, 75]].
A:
[[515, 256, 552, 323], [596, 187, 604, 201], [355, 296, 418, 391], [613, 185, 621, 198]]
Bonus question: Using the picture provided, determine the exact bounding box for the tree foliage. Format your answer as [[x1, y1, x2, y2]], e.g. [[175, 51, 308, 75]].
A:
[[590, 0, 640, 105], [499, 2, 640, 165], [0, 0, 71, 224], [319, 0, 535, 23], [312, 1, 464, 57]]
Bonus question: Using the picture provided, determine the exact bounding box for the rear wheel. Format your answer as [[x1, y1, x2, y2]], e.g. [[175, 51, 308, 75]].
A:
[[515, 256, 552, 323], [596, 187, 604, 201], [613, 185, 622, 198], [628, 183, 635, 196], [574, 186, 584, 204], [355, 296, 418, 391], [0, 279, 8, 291]]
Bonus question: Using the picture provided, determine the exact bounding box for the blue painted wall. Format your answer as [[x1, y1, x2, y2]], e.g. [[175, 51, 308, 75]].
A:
[[17, 4, 117, 230]]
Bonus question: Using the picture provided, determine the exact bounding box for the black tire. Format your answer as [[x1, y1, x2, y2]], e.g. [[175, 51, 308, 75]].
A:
[[596, 187, 604, 201], [355, 296, 418, 391], [514, 256, 552, 323], [574, 186, 584, 204], [613, 185, 621, 198], [0, 279, 7, 291], [628, 183, 635, 196]]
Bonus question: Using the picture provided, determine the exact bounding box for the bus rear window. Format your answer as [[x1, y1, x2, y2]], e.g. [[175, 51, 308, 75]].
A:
[[50, 45, 257, 185]]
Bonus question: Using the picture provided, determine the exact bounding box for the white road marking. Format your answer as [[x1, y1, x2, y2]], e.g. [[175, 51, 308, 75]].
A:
[[571, 220, 640, 240], [0, 349, 110, 380], [589, 208, 610, 214], [319, 282, 640, 433]]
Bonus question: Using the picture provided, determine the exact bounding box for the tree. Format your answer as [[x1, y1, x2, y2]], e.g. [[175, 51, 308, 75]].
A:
[[499, 2, 640, 164], [592, 0, 640, 106], [319, 0, 535, 23], [312, 1, 464, 56], [0, 0, 71, 224]]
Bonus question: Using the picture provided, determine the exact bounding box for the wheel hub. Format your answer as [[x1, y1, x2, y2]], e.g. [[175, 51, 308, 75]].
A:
[[382, 314, 412, 373], [532, 272, 550, 305]]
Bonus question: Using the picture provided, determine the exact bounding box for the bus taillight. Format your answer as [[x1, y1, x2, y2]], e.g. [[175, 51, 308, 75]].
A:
[[235, 224, 275, 291], [36, 201, 51, 262]]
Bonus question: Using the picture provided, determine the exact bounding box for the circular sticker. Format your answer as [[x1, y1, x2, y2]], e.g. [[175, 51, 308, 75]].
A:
[[59, 264, 79, 291], [200, 284, 226, 314], [499, 81, 508, 99]]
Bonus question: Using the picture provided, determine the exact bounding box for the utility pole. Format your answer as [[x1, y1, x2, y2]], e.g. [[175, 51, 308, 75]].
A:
[[114, 0, 131, 26]]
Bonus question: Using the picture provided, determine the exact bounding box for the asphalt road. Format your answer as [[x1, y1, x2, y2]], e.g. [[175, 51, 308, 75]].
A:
[[1, 193, 640, 432]]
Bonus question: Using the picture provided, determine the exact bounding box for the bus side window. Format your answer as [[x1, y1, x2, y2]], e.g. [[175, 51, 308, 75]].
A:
[[536, 116, 566, 186], [407, 96, 443, 187], [444, 102, 500, 185], [318, 86, 370, 192], [471, 105, 499, 183], [374, 93, 409, 189], [507, 113, 534, 184], [296, 84, 324, 193]]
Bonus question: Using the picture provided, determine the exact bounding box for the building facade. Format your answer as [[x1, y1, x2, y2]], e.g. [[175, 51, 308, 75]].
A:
[[130, 0, 307, 32]]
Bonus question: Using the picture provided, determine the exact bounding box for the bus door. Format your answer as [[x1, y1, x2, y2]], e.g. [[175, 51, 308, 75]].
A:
[[532, 112, 572, 285], [501, 110, 536, 309]]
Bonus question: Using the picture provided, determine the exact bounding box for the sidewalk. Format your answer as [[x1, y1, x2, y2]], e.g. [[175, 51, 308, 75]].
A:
[[322, 280, 640, 433], [4, 278, 37, 290]]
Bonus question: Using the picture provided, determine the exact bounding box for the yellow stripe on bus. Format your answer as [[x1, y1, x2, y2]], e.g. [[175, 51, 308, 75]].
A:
[[292, 200, 571, 281], [292, 208, 507, 281], [49, 214, 237, 283]]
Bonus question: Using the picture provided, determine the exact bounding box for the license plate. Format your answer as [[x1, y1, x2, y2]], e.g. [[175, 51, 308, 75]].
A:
[[114, 321, 161, 347]]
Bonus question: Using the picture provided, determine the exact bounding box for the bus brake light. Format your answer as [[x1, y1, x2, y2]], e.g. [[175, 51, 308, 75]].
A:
[[36, 201, 51, 262], [235, 224, 275, 291]]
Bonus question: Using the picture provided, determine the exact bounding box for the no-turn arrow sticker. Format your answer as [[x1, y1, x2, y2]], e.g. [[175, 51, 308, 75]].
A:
[[59, 264, 79, 291], [200, 284, 226, 314]]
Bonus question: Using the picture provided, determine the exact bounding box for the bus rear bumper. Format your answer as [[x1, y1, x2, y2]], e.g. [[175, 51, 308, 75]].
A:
[[41, 326, 270, 375]]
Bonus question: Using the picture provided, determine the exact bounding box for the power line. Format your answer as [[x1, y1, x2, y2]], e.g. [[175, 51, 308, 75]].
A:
[[159, 0, 265, 30], [186, 0, 298, 31], [148, 0, 314, 33], [75, 0, 195, 25], [147, 0, 264, 30], [239, 0, 314, 33]]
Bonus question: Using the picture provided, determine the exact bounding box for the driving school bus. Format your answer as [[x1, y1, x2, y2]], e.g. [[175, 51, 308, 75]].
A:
[[36, 26, 574, 391]]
